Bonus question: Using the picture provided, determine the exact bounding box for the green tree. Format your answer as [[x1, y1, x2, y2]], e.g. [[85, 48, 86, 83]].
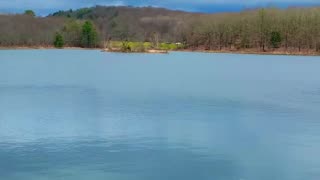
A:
[[62, 20, 82, 46], [54, 33, 64, 48], [24, 10, 35, 17], [81, 21, 98, 48], [270, 31, 282, 48]]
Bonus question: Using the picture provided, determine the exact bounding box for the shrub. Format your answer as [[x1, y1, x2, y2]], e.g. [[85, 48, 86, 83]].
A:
[[121, 41, 131, 52], [270, 31, 282, 48], [54, 33, 64, 48]]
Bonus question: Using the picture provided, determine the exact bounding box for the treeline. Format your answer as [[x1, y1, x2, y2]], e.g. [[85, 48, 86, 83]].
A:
[[0, 14, 65, 47], [183, 8, 320, 52], [54, 20, 98, 48], [50, 6, 194, 43], [1, 6, 320, 53], [0, 13, 99, 48]]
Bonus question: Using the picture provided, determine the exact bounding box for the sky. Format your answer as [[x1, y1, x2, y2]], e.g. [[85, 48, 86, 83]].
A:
[[0, 0, 320, 15]]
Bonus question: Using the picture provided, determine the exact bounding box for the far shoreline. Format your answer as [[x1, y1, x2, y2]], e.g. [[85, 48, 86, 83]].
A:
[[177, 49, 320, 57], [1, 46, 319, 57]]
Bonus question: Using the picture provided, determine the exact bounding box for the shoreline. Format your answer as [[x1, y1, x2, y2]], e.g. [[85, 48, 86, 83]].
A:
[[0, 46, 102, 50], [102, 48, 168, 54], [177, 48, 320, 56], [1, 46, 319, 56]]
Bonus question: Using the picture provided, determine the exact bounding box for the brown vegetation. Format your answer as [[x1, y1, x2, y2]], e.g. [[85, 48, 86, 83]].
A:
[[0, 15, 65, 47], [0, 6, 320, 55]]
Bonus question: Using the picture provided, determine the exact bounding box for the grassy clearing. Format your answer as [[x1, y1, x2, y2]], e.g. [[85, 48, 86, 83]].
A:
[[108, 41, 184, 52]]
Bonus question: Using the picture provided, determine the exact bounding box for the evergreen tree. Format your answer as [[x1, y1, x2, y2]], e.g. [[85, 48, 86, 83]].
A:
[[54, 33, 64, 48], [81, 21, 98, 48], [270, 31, 282, 48], [24, 10, 35, 17]]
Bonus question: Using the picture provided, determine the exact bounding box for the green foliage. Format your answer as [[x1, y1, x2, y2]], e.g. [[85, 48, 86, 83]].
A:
[[54, 33, 64, 48], [270, 31, 282, 48], [109, 41, 180, 52], [51, 10, 66, 17], [62, 20, 82, 46], [81, 21, 98, 48], [51, 8, 91, 19], [76, 8, 92, 19], [120, 41, 131, 52], [159, 43, 181, 50], [135, 42, 146, 52], [24, 10, 35, 17]]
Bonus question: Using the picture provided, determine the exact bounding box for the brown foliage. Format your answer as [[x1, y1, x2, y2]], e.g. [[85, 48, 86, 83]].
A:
[[1, 6, 320, 52]]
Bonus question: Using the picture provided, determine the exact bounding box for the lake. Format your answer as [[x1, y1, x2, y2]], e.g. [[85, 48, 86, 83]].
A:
[[0, 50, 320, 180]]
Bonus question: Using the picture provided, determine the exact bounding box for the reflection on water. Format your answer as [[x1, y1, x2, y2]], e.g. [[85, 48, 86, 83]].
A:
[[0, 50, 320, 180]]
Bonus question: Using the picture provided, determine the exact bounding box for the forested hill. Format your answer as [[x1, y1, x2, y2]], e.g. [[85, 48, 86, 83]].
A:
[[1, 5, 320, 54], [49, 6, 198, 42], [49, 6, 194, 19]]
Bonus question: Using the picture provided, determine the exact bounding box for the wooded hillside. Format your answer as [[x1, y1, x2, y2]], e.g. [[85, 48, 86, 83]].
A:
[[1, 6, 320, 53], [0, 15, 65, 47]]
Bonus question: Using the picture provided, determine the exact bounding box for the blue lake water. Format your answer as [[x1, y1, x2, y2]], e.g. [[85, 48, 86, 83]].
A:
[[0, 50, 320, 180]]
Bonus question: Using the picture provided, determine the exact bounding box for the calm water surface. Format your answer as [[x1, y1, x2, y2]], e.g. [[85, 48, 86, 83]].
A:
[[0, 50, 320, 180]]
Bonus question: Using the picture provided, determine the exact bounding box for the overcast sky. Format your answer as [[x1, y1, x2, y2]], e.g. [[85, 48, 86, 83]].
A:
[[0, 0, 319, 15]]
